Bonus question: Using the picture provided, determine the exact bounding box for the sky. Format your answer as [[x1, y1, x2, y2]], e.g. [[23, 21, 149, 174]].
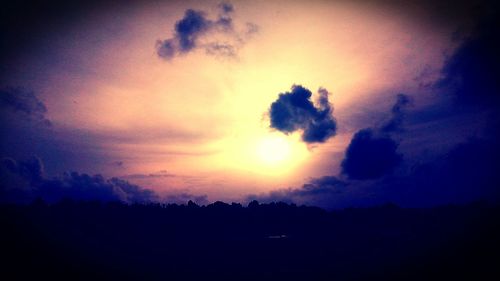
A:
[[1, 0, 499, 208]]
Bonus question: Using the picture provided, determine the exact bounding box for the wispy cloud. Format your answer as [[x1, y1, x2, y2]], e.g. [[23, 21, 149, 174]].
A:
[[156, 2, 258, 60]]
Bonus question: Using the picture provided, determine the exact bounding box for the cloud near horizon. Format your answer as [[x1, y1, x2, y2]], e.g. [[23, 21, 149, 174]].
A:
[[340, 93, 410, 180], [247, 176, 348, 208], [341, 128, 402, 180], [0, 157, 158, 204], [0, 156, 210, 205]]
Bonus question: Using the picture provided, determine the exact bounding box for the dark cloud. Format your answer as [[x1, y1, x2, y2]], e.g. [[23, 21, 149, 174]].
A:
[[408, 137, 500, 203], [371, 136, 500, 207], [340, 93, 410, 180], [156, 9, 213, 60], [156, 2, 257, 60], [435, 13, 500, 107], [0, 87, 69, 173], [328, 9, 500, 201], [341, 129, 402, 180], [0, 87, 111, 175], [381, 94, 411, 132], [0, 157, 208, 206], [252, 136, 500, 209], [269, 85, 337, 143], [218, 2, 234, 14], [0, 157, 158, 204], [0, 87, 51, 126], [248, 176, 347, 208], [216, 2, 234, 30], [175, 9, 212, 52]]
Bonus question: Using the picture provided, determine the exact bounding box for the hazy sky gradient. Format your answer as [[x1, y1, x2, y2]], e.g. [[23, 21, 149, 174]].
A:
[[2, 0, 497, 206]]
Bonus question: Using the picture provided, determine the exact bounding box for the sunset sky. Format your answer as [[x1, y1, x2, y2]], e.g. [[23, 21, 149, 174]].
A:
[[1, 0, 499, 208]]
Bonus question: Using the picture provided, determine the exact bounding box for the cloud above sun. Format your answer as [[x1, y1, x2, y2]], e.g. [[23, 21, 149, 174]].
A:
[[156, 2, 258, 60], [269, 85, 337, 144]]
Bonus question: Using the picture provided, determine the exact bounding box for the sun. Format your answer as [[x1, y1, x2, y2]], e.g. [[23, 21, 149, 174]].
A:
[[256, 134, 292, 165], [208, 130, 309, 177]]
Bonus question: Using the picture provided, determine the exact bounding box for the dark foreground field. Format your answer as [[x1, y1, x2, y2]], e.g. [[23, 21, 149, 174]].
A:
[[1, 200, 499, 281]]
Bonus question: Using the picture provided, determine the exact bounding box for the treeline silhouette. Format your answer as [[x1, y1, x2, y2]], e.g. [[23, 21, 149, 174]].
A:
[[1, 199, 499, 281]]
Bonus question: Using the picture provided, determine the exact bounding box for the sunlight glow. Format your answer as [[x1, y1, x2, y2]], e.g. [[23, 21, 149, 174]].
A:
[[244, 131, 310, 176], [31, 0, 450, 198], [256, 134, 292, 165]]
